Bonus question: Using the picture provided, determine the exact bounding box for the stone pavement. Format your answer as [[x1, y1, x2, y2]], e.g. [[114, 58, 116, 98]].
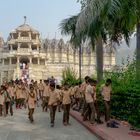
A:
[[0, 107, 98, 140], [70, 110, 140, 140]]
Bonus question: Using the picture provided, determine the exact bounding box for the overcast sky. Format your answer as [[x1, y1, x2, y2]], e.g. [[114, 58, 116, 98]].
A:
[[0, 0, 136, 65], [0, 0, 80, 41]]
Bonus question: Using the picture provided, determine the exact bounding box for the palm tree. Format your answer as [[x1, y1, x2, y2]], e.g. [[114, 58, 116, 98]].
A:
[[59, 15, 83, 82], [77, 0, 140, 81]]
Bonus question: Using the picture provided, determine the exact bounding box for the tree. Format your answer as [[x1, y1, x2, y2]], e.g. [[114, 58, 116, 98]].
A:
[[77, 0, 140, 81], [59, 15, 83, 82]]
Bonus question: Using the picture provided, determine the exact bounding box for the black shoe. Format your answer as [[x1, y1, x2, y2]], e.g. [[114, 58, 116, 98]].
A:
[[97, 120, 103, 124], [51, 123, 54, 127]]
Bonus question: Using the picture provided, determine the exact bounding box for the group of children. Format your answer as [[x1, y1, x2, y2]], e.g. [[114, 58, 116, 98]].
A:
[[0, 76, 112, 127]]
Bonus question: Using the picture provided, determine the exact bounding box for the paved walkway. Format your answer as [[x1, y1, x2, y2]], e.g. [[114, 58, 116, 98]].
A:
[[70, 110, 140, 140], [0, 107, 98, 140]]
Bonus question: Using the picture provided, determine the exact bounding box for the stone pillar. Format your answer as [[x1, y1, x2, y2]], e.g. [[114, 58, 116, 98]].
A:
[[29, 57, 32, 64], [18, 32, 21, 38], [37, 58, 40, 65], [17, 57, 20, 64], [28, 32, 31, 40], [2, 59, 4, 65], [11, 34, 14, 39], [36, 35, 39, 40], [18, 43, 20, 50], [10, 45, 13, 51], [9, 58, 12, 65], [45, 59, 47, 65], [29, 43, 31, 50], [37, 45, 39, 51]]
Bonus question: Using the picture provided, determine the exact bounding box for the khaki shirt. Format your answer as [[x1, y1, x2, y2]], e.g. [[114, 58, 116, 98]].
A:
[[47, 89, 60, 106], [38, 83, 44, 91], [73, 86, 81, 98], [43, 85, 50, 97], [101, 84, 111, 101], [61, 89, 72, 105], [16, 85, 22, 99], [85, 84, 94, 103], [93, 86, 96, 101], [81, 82, 88, 98]]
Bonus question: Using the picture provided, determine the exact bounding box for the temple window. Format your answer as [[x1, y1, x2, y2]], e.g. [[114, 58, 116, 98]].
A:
[[20, 43, 28, 49], [32, 58, 38, 64], [13, 33, 18, 39], [21, 32, 29, 37], [31, 34, 36, 39], [12, 45, 18, 50], [40, 59, 45, 65], [11, 58, 17, 64], [4, 59, 9, 65], [31, 45, 37, 50]]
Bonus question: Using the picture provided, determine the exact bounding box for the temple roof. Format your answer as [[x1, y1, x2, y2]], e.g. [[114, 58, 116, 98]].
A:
[[11, 24, 39, 34]]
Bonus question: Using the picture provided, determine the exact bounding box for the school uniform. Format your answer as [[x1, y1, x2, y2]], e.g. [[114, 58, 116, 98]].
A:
[[84, 84, 96, 124], [38, 82, 44, 99], [61, 89, 72, 124], [0, 92, 5, 116], [27, 91, 36, 122], [101, 84, 112, 122], [7, 86, 14, 115], [80, 82, 88, 116], [42, 85, 49, 111], [47, 89, 60, 125], [56, 89, 62, 112], [93, 85, 101, 122], [15, 85, 22, 108], [74, 86, 81, 109]]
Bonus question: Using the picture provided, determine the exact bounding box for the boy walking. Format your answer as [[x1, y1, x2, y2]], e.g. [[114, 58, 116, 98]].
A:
[[47, 82, 60, 127], [83, 78, 96, 124]]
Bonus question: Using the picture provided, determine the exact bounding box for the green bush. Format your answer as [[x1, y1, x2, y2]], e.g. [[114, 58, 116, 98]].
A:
[[61, 67, 80, 86], [104, 61, 140, 128]]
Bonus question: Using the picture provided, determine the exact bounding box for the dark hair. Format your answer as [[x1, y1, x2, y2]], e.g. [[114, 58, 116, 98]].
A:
[[1, 85, 7, 90], [85, 76, 90, 81], [106, 79, 112, 83], [63, 82, 69, 86], [50, 82, 55, 88], [56, 85, 61, 89], [88, 78, 94, 83]]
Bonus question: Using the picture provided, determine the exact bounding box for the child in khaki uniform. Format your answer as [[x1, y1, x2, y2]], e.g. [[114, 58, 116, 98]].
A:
[[83, 78, 96, 124], [27, 86, 36, 123], [42, 80, 49, 112], [93, 80, 103, 124], [0, 86, 6, 116], [61, 83, 73, 126], [38, 80, 44, 99], [47, 82, 60, 127], [101, 79, 112, 122], [15, 82, 22, 109], [81, 76, 90, 116]]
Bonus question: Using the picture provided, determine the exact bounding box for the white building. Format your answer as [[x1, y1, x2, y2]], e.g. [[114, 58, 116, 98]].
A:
[[0, 22, 116, 84]]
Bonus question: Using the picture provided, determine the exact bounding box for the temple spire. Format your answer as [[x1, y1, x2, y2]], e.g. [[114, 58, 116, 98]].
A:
[[24, 16, 27, 24]]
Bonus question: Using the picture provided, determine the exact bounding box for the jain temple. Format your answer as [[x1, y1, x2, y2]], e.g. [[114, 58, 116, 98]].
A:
[[0, 22, 116, 84]]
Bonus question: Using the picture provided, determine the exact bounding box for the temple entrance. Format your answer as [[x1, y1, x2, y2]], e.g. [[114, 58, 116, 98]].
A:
[[19, 57, 29, 82]]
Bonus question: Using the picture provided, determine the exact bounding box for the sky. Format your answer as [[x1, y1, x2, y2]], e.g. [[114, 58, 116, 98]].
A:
[[0, 0, 81, 41], [0, 0, 136, 64]]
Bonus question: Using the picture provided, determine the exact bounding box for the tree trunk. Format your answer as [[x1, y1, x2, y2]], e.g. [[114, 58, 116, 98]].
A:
[[136, 22, 140, 81], [79, 44, 82, 82], [96, 36, 103, 82]]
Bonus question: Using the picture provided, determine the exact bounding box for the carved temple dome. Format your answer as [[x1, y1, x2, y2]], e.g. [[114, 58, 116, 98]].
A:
[[11, 24, 39, 34]]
